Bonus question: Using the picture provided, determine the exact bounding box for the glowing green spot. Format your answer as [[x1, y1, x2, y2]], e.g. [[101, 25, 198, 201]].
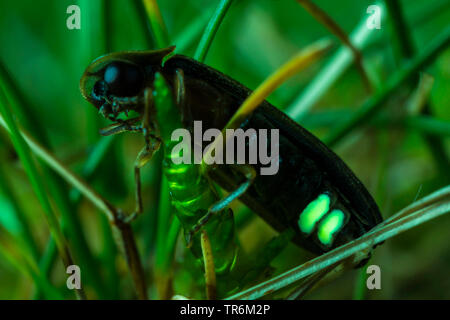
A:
[[298, 194, 330, 234], [317, 209, 345, 246], [166, 165, 189, 175], [168, 181, 188, 190], [180, 193, 205, 207]]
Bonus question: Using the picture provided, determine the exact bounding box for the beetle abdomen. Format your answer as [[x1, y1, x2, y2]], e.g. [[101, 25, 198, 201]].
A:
[[164, 54, 383, 255]]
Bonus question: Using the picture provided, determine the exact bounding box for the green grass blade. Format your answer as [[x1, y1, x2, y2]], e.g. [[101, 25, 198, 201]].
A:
[[0, 57, 109, 298], [324, 27, 450, 147], [0, 87, 85, 299], [0, 163, 40, 261], [353, 264, 367, 300], [194, 0, 234, 62], [0, 228, 63, 299], [131, 0, 156, 48], [174, 9, 213, 53], [385, 0, 450, 182], [286, 1, 386, 120], [296, 0, 372, 92], [142, 0, 170, 48]]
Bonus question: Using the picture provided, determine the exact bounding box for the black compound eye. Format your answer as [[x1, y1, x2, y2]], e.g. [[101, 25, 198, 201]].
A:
[[103, 61, 144, 97]]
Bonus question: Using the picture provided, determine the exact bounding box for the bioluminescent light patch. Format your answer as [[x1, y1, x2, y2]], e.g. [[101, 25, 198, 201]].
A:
[[298, 193, 330, 234], [317, 209, 345, 246]]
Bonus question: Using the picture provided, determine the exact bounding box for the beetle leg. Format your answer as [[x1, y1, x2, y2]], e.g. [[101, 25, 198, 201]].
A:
[[99, 117, 142, 136], [111, 100, 120, 116], [122, 89, 161, 223], [186, 164, 256, 246], [99, 103, 108, 117], [122, 139, 161, 223], [140, 88, 160, 149], [200, 230, 216, 300]]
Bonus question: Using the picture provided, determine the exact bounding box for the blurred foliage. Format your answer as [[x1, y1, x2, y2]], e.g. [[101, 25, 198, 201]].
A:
[[0, 0, 449, 299]]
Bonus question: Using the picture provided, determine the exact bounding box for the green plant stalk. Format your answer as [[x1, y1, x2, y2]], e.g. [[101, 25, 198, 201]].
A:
[[408, 0, 450, 28], [287, 0, 450, 120], [372, 115, 450, 137], [155, 176, 172, 270], [70, 136, 115, 203], [0, 112, 146, 300], [353, 265, 367, 300], [0, 62, 47, 142], [52, 190, 111, 298], [155, 212, 181, 273], [165, 216, 181, 267], [98, 213, 120, 299], [104, 0, 113, 52], [296, 0, 372, 92], [384, 0, 415, 60], [174, 9, 213, 53], [38, 237, 57, 277], [80, 0, 104, 143], [194, 0, 234, 62], [142, 0, 170, 48], [154, 175, 176, 298], [31, 237, 58, 299], [286, 261, 340, 300], [44, 168, 109, 299], [0, 231, 63, 299], [0, 88, 85, 299], [0, 59, 108, 298], [0, 167, 54, 297], [401, 116, 450, 137], [300, 109, 450, 137], [286, 1, 386, 120], [201, 230, 217, 299], [324, 27, 450, 147], [385, 0, 450, 182], [227, 185, 450, 300], [234, 207, 254, 229], [0, 164, 40, 262], [83, 137, 115, 177], [131, 0, 156, 48], [77, 135, 120, 297], [239, 229, 295, 288]]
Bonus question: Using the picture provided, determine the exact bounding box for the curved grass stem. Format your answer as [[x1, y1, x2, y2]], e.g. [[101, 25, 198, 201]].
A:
[[295, 0, 372, 93], [0, 56, 108, 298], [0, 88, 85, 300], [0, 111, 147, 300], [286, 1, 386, 120], [0, 227, 63, 299], [142, 0, 170, 48], [385, 0, 450, 182], [227, 185, 450, 300], [194, 0, 234, 62], [324, 27, 450, 147], [201, 230, 217, 300]]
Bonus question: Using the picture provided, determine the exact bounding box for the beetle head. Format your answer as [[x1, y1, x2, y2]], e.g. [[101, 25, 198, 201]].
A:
[[80, 46, 175, 120]]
